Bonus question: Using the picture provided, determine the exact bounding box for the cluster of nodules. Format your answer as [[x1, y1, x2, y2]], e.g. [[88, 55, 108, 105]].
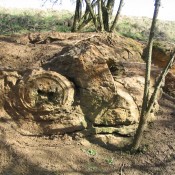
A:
[[0, 43, 159, 148]]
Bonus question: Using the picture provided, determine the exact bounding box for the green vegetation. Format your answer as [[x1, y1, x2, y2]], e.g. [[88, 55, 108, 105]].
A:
[[105, 157, 114, 165], [0, 7, 72, 34], [0, 7, 175, 43], [117, 16, 175, 42], [86, 149, 97, 156], [81, 148, 97, 156]]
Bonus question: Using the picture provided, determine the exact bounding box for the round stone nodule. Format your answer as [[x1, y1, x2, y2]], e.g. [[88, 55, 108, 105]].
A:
[[18, 70, 74, 112]]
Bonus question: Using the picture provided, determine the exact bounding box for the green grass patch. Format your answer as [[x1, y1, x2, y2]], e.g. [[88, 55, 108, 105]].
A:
[[116, 16, 175, 42], [0, 7, 174, 43], [0, 7, 73, 34]]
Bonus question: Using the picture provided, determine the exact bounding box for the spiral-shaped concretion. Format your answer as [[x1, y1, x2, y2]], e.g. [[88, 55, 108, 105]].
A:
[[17, 70, 74, 112]]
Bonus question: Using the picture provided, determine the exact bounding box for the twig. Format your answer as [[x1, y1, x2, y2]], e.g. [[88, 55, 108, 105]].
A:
[[119, 163, 125, 175], [74, 34, 100, 45]]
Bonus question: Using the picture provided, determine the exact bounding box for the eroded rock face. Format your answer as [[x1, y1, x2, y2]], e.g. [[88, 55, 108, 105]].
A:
[[2, 70, 86, 135], [45, 42, 116, 123], [143, 41, 175, 98], [0, 34, 160, 148], [17, 70, 75, 112], [164, 72, 175, 98]]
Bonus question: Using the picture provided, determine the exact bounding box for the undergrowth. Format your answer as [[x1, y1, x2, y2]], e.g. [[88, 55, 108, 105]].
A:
[[0, 7, 175, 43], [116, 16, 175, 42], [0, 8, 72, 34]]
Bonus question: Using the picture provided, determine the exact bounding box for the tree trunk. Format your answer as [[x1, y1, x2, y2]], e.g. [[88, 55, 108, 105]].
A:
[[85, 0, 98, 31], [102, 0, 115, 31], [107, 0, 115, 17], [147, 51, 175, 111], [77, 17, 92, 31], [79, 0, 83, 19], [73, 0, 99, 32], [110, 0, 124, 32], [72, 0, 82, 32], [98, 0, 104, 31], [132, 50, 175, 151], [131, 0, 161, 151]]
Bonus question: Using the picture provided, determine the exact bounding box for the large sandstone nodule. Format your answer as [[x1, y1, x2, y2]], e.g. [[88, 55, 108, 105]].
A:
[[43, 37, 159, 147], [18, 69, 75, 112], [2, 69, 86, 135], [0, 34, 161, 149], [44, 41, 116, 122]]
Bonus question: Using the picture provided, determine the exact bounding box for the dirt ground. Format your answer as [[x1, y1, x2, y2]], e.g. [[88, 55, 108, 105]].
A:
[[0, 32, 175, 175]]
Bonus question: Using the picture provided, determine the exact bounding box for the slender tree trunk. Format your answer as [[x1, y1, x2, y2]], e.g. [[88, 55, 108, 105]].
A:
[[107, 0, 115, 18], [84, 2, 90, 21], [147, 51, 175, 111], [102, 0, 115, 31], [102, 2, 108, 31], [85, 0, 98, 31], [74, 0, 99, 32], [72, 0, 82, 32], [110, 0, 124, 32], [77, 17, 92, 31], [79, 0, 83, 19], [131, 0, 161, 151], [98, 0, 104, 31]]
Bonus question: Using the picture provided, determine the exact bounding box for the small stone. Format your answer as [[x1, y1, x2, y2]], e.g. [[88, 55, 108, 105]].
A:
[[80, 139, 91, 147]]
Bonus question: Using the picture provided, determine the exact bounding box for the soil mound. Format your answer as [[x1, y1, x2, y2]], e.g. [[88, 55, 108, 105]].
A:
[[0, 32, 174, 175]]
